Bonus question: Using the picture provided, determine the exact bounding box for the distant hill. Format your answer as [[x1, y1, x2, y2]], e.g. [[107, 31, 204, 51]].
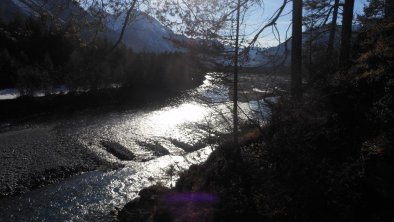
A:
[[241, 26, 343, 68], [0, 0, 187, 53], [104, 11, 187, 53], [241, 24, 362, 68]]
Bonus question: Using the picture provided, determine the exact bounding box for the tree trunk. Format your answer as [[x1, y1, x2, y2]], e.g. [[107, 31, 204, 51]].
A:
[[233, 0, 241, 146], [291, 0, 303, 97], [339, 0, 355, 69], [309, 30, 312, 64], [327, 0, 340, 62]]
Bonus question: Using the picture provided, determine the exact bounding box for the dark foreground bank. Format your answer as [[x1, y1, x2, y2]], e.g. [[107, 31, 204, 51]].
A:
[[118, 93, 394, 221]]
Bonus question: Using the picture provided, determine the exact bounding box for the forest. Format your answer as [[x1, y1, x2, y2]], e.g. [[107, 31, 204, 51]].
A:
[[0, 16, 202, 95]]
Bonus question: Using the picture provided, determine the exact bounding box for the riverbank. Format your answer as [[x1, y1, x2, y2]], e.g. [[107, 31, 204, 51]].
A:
[[0, 83, 202, 126], [0, 126, 119, 198]]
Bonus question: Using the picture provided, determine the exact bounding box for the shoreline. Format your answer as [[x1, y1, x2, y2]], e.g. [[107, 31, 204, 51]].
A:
[[0, 126, 119, 198], [0, 86, 190, 126]]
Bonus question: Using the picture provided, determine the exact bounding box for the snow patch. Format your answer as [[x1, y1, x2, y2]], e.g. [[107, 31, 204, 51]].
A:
[[0, 88, 19, 100]]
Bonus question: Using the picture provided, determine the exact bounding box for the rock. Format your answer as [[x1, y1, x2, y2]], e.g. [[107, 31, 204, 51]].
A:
[[170, 139, 206, 153], [100, 141, 135, 161], [137, 141, 170, 157]]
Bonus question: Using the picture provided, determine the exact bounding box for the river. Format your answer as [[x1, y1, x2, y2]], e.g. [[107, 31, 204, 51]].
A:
[[0, 73, 279, 221]]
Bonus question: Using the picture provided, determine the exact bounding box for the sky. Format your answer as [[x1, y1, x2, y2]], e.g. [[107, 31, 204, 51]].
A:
[[82, 0, 368, 47], [243, 0, 368, 47]]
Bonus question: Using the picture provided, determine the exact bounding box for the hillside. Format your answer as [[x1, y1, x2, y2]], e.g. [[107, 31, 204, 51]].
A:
[[242, 25, 347, 68], [0, 0, 185, 53]]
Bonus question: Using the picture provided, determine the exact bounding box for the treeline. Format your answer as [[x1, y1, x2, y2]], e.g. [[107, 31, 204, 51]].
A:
[[0, 16, 201, 96]]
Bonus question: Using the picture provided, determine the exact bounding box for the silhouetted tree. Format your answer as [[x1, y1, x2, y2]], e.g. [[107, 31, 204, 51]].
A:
[[302, 0, 342, 77], [291, 0, 303, 97], [339, 0, 355, 69], [233, 0, 241, 145], [327, 0, 340, 62], [386, 0, 394, 21]]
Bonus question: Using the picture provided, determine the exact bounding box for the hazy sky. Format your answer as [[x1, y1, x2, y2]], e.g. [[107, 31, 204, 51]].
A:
[[244, 0, 367, 47]]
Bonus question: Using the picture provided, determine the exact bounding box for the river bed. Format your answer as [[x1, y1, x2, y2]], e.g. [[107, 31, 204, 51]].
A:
[[0, 73, 282, 221]]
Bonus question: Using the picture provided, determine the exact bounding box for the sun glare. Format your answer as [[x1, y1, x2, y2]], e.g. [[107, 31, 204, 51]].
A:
[[148, 103, 208, 130]]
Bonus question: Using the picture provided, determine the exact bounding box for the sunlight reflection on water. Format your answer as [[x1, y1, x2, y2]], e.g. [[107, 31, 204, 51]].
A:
[[0, 74, 222, 222], [0, 73, 272, 221], [0, 148, 213, 222], [147, 102, 209, 135]]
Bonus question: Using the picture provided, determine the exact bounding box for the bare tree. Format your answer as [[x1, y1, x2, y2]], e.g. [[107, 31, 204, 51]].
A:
[[154, 0, 242, 40], [109, 0, 138, 52], [248, 0, 288, 47], [233, 0, 241, 146]]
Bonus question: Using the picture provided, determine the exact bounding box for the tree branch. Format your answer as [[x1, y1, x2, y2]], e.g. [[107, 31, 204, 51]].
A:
[[109, 0, 138, 53], [248, 0, 288, 47]]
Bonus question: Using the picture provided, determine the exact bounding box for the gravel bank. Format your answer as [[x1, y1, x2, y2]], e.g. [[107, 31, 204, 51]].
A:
[[0, 126, 112, 197]]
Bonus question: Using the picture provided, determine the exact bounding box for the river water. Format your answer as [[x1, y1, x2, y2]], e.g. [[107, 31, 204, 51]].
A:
[[0, 73, 274, 221]]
